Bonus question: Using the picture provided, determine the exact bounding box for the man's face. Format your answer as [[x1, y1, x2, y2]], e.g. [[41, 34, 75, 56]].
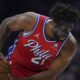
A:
[[54, 23, 73, 41]]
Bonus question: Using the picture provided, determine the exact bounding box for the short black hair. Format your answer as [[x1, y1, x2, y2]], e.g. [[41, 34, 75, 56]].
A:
[[49, 2, 80, 24]]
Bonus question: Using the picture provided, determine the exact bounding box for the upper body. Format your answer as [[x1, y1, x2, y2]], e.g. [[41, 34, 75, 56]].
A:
[[0, 2, 79, 80]]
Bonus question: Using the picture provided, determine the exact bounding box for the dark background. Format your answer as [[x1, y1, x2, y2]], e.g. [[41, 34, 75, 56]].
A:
[[0, 0, 80, 80]]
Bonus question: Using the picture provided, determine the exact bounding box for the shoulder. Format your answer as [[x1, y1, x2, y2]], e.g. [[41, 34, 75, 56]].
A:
[[19, 12, 39, 31], [23, 12, 39, 17], [1, 12, 40, 31], [12, 12, 39, 26], [64, 33, 77, 49], [60, 33, 78, 60], [21, 12, 39, 21]]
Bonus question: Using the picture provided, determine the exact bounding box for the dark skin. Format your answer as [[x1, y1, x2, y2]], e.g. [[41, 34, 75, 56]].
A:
[[0, 12, 77, 80]]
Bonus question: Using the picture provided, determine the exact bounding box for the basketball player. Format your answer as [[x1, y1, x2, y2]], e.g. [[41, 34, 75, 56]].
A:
[[0, 2, 80, 80]]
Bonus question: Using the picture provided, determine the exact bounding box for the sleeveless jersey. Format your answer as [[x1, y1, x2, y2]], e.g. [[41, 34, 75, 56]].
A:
[[7, 15, 70, 78]]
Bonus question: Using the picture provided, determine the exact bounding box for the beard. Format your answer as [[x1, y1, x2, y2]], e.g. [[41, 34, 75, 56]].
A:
[[51, 31, 68, 42]]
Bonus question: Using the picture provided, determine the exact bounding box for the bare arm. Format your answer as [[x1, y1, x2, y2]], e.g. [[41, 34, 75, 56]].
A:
[[0, 12, 38, 49], [4, 12, 38, 31], [13, 34, 77, 80], [0, 20, 11, 49]]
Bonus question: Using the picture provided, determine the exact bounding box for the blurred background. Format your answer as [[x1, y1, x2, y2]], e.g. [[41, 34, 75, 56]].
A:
[[0, 0, 80, 80]]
